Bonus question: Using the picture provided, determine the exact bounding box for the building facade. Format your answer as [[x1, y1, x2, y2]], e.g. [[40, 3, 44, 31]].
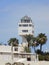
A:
[[0, 16, 37, 65], [0, 45, 36, 65]]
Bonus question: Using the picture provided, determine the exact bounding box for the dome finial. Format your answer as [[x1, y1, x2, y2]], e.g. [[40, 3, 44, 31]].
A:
[[21, 15, 31, 20]]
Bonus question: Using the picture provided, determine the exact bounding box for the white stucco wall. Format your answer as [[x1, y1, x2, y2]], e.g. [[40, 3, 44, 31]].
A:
[[0, 45, 49, 65], [0, 45, 11, 52], [18, 22, 34, 36]]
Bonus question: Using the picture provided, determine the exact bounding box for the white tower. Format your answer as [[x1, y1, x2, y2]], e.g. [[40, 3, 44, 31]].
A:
[[18, 16, 34, 47]]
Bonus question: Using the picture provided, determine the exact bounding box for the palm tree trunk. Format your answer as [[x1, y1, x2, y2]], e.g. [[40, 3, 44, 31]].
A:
[[28, 43, 29, 48], [34, 46, 37, 60], [40, 44, 42, 51], [34, 46, 36, 53]]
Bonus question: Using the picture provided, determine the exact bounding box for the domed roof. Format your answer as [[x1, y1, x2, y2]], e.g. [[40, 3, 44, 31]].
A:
[[21, 15, 32, 20]]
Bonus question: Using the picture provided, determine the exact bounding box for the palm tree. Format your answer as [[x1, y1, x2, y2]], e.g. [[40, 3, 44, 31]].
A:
[[25, 35, 33, 48], [30, 37, 39, 53], [8, 38, 19, 64], [36, 33, 47, 51], [25, 35, 33, 53], [8, 38, 19, 46], [24, 46, 31, 53]]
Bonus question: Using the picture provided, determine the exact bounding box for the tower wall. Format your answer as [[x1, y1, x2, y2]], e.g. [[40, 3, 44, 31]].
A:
[[21, 36, 28, 47], [18, 16, 34, 45]]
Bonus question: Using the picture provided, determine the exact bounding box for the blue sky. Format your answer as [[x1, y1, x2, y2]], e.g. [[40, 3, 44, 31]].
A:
[[0, 0, 49, 51]]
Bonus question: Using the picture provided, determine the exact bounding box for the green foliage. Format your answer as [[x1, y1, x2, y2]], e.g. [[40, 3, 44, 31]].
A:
[[36, 49, 43, 54], [38, 54, 45, 61], [24, 46, 31, 53], [30, 37, 39, 53], [36, 33, 47, 51], [38, 52, 49, 61], [45, 55, 49, 61], [37, 33, 47, 45], [25, 35, 33, 47], [31, 37, 39, 47], [8, 38, 19, 46], [25, 35, 33, 42]]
